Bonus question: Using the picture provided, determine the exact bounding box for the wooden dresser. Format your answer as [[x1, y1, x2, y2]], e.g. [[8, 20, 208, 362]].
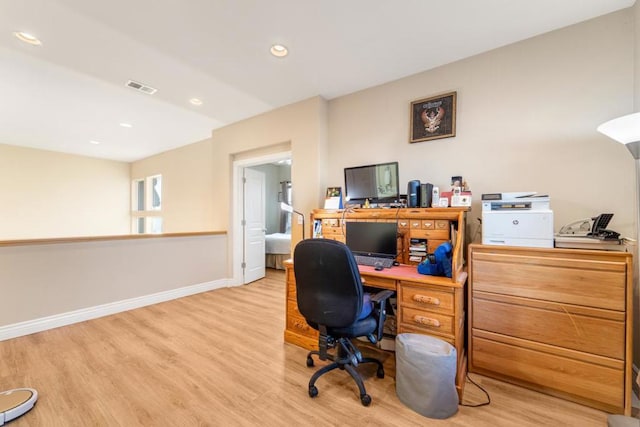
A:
[[285, 207, 469, 398], [468, 244, 633, 415]]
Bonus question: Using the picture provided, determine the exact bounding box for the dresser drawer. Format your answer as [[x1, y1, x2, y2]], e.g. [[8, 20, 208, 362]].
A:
[[472, 253, 627, 311], [471, 335, 624, 411], [400, 306, 455, 336], [399, 282, 454, 315], [473, 293, 625, 359]]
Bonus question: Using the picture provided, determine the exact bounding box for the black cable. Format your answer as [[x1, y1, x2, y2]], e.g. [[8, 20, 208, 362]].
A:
[[460, 374, 491, 407]]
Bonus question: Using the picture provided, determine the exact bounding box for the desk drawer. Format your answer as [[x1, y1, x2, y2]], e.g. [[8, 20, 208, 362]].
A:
[[287, 277, 297, 301], [410, 229, 449, 240], [362, 274, 396, 291], [398, 220, 410, 229], [398, 325, 455, 346], [400, 307, 454, 336], [321, 226, 344, 237], [287, 300, 316, 338], [399, 282, 454, 315]]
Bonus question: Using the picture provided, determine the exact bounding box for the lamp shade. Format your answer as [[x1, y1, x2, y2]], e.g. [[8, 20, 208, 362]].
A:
[[597, 112, 640, 159], [597, 112, 640, 144]]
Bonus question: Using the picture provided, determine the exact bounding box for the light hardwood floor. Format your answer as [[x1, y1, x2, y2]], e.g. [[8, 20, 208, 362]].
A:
[[0, 269, 621, 426]]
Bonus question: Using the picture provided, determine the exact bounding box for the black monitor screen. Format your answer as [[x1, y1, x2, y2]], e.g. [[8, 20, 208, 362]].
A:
[[346, 222, 397, 259], [344, 162, 399, 204]]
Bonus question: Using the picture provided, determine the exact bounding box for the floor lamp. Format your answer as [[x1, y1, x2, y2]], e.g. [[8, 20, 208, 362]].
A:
[[280, 202, 305, 240], [597, 112, 640, 425], [0, 388, 38, 425]]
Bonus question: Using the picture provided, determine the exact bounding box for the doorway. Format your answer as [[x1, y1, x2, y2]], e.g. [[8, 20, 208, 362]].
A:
[[232, 151, 292, 285]]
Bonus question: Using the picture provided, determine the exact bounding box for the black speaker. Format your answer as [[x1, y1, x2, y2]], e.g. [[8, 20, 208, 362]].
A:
[[420, 183, 433, 208], [407, 180, 420, 208]]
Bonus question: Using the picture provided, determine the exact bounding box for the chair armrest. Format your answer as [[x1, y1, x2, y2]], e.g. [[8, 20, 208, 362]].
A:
[[370, 290, 394, 304], [370, 290, 394, 342]]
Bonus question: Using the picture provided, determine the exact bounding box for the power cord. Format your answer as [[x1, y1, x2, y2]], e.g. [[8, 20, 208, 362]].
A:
[[459, 374, 491, 407]]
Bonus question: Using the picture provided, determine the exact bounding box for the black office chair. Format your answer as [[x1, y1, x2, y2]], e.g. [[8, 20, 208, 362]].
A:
[[293, 238, 394, 406]]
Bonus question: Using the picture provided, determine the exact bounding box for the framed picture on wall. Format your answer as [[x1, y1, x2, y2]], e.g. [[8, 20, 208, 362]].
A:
[[409, 91, 457, 143]]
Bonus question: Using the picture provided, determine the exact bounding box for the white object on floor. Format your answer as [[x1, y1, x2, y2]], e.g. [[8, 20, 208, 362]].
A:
[[0, 388, 38, 425]]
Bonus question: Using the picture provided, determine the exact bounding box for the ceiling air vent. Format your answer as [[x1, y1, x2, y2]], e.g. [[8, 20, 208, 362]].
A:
[[125, 80, 157, 95]]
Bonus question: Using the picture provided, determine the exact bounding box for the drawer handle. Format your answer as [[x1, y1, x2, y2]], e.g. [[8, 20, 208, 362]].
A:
[[413, 295, 440, 305], [413, 316, 440, 327]]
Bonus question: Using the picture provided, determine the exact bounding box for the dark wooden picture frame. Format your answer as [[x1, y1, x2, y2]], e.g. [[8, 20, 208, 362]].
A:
[[409, 91, 457, 143]]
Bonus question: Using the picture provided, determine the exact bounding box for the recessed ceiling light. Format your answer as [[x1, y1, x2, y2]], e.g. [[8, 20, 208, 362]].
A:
[[119, 122, 133, 128], [189, 98, 203, 106], [89, 140, 101, 145], [13, 32, 41, 46], [270, 44, 288, 58]]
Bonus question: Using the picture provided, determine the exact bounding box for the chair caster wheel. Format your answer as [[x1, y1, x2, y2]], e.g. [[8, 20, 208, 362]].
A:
[[376, 367, 385, 378], [306, 357, 314, 367], [360, 394, 371, 406], [309, 385, 318, 398]]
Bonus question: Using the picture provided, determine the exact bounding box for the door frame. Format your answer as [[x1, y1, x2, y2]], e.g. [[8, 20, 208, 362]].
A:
[[231, 151, 292, 286]]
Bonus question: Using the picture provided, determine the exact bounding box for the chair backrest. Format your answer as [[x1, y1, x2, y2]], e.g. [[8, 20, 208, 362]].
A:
[[293, 239, 363, 328]]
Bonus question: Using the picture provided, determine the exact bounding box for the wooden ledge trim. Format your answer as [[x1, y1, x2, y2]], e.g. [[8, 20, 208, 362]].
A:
[[0, 231, 226, 247]]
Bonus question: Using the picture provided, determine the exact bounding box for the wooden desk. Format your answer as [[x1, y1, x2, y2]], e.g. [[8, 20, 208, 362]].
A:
[[284, 261, 468, 399]]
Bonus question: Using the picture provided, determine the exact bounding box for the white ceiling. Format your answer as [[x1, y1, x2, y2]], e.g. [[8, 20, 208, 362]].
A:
[[0, 0, 634, 162]]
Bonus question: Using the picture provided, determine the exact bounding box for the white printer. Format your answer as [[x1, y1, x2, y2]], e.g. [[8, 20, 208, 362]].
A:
[[482, 192, 554, 248]]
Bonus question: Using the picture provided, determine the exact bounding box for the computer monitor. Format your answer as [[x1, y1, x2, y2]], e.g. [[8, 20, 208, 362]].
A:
[[345, 222, 397, 259], [344, 162, 399, 205]]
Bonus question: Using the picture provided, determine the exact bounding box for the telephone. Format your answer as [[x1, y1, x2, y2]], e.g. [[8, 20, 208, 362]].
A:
[[558, 213, 620, 240]]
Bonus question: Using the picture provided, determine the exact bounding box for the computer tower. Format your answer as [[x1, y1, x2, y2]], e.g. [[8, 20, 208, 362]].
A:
[[407, 180, 420, 208], [420, 183, 433, 208]]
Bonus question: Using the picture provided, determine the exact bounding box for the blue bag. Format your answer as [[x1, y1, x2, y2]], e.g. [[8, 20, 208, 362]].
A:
[[417, 242, 453, 278]]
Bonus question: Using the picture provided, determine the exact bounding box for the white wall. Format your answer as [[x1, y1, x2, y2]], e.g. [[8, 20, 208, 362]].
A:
[[0, 144, 130, 239], [0, 233, 227, 332], [209, 96, 329, 277], [328, 10, 635, 241], [131, 138, 215, 233]]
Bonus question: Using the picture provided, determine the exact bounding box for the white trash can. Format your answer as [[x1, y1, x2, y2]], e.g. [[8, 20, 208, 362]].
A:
[[395, 333, 458, 419]]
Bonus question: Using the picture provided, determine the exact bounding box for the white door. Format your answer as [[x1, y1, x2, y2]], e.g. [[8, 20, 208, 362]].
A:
[[243, 168, 266, 284]]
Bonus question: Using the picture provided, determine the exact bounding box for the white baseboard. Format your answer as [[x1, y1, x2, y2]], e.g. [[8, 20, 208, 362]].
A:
[[0, 278, 232, 342]]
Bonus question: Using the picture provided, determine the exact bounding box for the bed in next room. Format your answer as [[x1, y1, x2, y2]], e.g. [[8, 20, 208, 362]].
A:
[[265, 232, 291, 270]]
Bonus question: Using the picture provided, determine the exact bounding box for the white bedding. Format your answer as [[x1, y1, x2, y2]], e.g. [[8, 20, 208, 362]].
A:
[[265, 233, 291, 254]]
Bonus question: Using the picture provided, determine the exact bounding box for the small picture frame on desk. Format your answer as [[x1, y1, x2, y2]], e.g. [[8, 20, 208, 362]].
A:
[[324, 187, 343, 209], [438, 198, 449, 208]]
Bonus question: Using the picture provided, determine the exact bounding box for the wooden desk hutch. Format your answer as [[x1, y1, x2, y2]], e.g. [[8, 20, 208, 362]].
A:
[[284, 207, 469, 398]]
